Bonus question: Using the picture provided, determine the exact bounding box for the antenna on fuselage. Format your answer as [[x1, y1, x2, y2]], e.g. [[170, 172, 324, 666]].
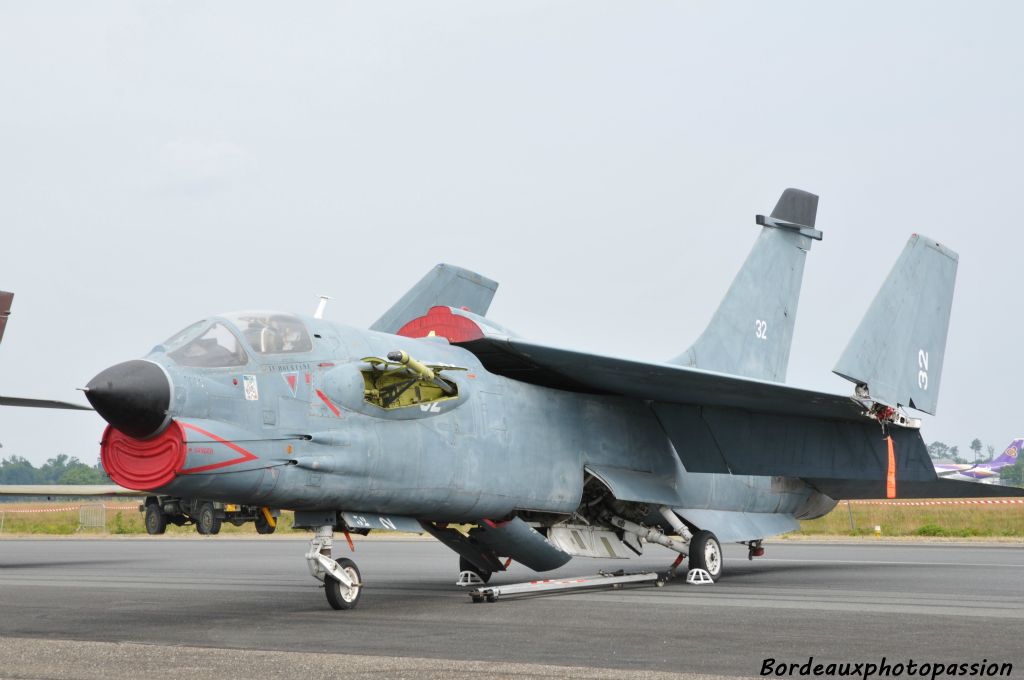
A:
[[314, 295, 333, 320]]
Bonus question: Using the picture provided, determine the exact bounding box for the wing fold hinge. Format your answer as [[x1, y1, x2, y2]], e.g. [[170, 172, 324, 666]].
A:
[[755, 214, 822, 240]]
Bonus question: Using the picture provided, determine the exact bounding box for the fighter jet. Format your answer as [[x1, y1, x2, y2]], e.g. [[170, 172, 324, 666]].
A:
[[21, 189, 1024, 610]]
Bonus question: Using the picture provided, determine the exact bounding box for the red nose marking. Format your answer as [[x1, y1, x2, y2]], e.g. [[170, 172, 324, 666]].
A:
[[100, 421, 186, 490]]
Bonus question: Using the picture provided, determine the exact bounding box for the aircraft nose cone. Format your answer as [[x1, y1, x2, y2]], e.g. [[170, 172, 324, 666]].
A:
[[86, 360, 172, 439]]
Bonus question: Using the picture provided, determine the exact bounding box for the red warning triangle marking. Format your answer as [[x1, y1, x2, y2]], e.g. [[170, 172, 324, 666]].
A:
[[283, 373, 298, 396]]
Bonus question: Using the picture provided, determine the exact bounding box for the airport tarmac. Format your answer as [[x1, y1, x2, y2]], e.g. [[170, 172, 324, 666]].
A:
[[0, 538, 1021, 679]]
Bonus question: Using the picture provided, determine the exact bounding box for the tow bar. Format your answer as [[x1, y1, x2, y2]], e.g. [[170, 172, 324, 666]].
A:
[[465, 570, 663, 603]]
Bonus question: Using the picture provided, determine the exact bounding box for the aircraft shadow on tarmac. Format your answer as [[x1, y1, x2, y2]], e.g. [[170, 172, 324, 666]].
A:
[[0, 559, 128, 570]]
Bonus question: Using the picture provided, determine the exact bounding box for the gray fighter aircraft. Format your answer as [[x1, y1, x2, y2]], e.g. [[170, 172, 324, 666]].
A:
[[37, 189, 1024, 609]]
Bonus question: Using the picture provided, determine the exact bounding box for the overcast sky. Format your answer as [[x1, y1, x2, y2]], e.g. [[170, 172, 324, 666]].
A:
[[1, 1, 1021, 466]]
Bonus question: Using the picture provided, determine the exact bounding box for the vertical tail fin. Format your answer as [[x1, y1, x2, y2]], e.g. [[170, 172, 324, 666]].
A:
[[833, 235, 958, 415], [370, 264, 498, 334], [992, 439, 1022, 467], [670, 188, 820, 383]]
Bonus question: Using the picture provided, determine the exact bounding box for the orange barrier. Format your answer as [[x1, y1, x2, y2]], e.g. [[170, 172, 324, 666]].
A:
[[0, 504, 138, 514], [850, 499, 1024, 506]]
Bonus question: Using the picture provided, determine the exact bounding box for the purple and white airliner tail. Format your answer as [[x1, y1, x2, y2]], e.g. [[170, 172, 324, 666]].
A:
[[934, 438, 1022, 483]]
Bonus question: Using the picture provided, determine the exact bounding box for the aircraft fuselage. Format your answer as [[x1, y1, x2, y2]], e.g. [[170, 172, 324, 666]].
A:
[[93, 314, 830, 527]]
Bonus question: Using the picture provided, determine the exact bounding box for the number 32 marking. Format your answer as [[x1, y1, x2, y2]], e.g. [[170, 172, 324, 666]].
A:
[[755, 319, 768, 340]]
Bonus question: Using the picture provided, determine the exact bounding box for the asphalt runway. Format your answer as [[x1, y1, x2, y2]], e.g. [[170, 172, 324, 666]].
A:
[[0, 538, 1021, 679]]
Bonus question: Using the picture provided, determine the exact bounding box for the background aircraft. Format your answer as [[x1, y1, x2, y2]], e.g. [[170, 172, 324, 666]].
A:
[[67, 188, 1021, 611], [934, 438, 1021, 482], [0, 291, 93, 412]]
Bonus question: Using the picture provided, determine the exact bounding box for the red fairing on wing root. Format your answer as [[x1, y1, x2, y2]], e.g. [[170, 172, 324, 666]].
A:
[[100, 421, 186, 490], [397, 306, 484, 342]]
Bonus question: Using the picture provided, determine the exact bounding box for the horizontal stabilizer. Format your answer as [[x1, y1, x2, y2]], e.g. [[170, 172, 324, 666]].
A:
[[371, 264, 498, 334], [935, 466, 979, 478], [833, 235, 958, 415], [654, 402, 938, 480]]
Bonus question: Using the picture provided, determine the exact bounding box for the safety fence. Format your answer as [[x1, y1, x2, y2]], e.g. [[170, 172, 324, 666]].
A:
[[849, 499, 1024, 506], [0, 504, 139, 533]]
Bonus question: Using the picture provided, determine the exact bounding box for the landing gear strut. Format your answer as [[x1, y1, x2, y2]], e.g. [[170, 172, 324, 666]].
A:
[[603, 507, 722, 584], [305, 525, 362, 610]]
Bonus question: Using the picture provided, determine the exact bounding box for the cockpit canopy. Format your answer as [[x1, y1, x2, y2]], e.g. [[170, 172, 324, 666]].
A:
[[161, 312, 313, 368], [164, 321, 247, 368], [223, 312, 313, 355]]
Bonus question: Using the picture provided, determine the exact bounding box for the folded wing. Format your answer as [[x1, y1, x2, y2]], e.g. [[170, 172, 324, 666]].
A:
[[452, 233, 1019, 499]]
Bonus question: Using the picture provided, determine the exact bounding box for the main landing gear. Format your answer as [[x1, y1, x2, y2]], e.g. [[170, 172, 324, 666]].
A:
[[305, 525, 362, 610], [605, 506, 722, 583], [688, 530, 722, 580]]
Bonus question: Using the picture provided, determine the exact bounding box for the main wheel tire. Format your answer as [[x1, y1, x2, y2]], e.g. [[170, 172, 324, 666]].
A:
[[325, 558, 362, 610], [196, 503, 222, 536], [688, 530, 723, 581], [144, 504, 167, 535], [459, 556, 492, 584], [255, 513, 276, 535]]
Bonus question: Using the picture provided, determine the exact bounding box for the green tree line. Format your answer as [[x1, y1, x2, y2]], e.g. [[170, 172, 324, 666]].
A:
[[0, 454, 110, 485], [927, 439, 999, 464], [1001, 461, 1024, 486]]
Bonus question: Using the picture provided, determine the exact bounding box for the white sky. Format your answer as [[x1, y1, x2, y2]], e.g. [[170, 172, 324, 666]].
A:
[[1, 1, 1021, 465]]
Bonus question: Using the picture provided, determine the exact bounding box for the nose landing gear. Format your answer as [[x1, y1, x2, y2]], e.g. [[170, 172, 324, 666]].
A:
[[305, 525, 363, 610]]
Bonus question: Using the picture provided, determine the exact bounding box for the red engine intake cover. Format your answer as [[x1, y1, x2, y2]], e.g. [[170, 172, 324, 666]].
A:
[[100, 421, 186, 490]]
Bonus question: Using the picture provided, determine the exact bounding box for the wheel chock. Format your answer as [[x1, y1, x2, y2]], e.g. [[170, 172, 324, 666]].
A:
[[685, 568, 714, 585], [456, 570, 486, 587]]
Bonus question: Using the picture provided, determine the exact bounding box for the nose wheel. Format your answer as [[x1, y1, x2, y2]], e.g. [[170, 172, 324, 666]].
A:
[[305, 525, 363, 610], [324, 558, 362, 610]]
